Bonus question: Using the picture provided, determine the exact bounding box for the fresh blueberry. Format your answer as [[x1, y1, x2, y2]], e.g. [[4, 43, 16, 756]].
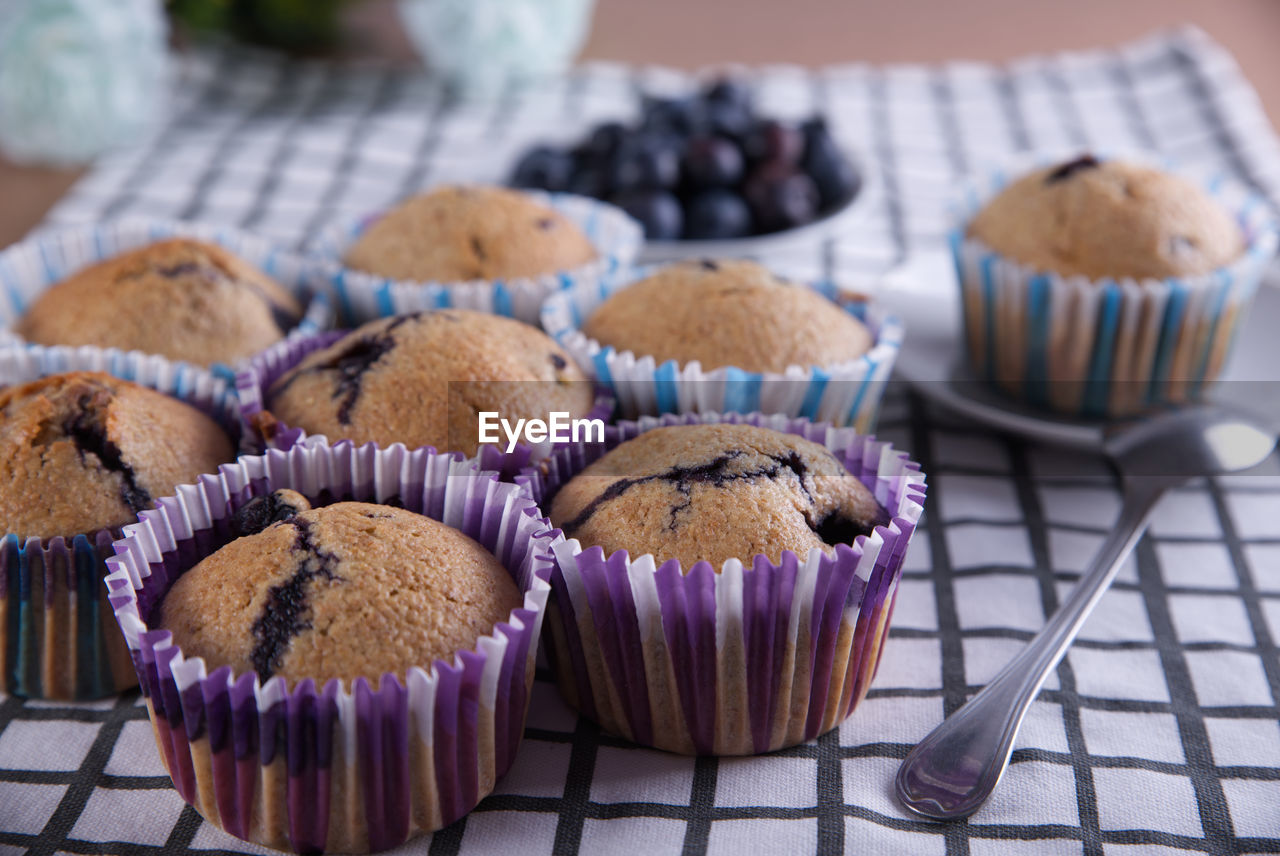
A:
[[582, 121, 629, 161], [801, 119, 860, 208], [610, 137, 682, 191], [640, 96, 704, 137], [742, 119, 805, 166], [611, 189, 684, 240], [510, 145, 575, 191], [567, 165, 608, 198], [743, 165, 820, 232], [704, 77, 753, 111], [682, 135, 745, 189], [705, 100, 754, 139], [684, 189, 753, 240]]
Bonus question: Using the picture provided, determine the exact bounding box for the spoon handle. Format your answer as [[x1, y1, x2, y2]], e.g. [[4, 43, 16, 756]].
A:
[[895, 476, 1173, 820]]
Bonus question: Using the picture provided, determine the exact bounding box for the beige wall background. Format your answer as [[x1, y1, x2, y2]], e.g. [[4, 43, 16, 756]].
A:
[[3, 0, 1279, 245]]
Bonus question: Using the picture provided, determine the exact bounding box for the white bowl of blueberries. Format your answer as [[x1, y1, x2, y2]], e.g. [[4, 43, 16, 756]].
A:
[[509, 77, 872, 262]]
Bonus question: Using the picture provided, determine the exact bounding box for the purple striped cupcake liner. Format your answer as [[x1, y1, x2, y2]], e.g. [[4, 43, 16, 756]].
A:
[[524, 411, 927, 755], [104, 440, 558, 853], [236, 327, 616, 478], [540, 265, 903, 433], [951, 151, 1279, 418], [0, 218, 335, 385], [1, 345, 241, 700], [308, 190, 643, 326]]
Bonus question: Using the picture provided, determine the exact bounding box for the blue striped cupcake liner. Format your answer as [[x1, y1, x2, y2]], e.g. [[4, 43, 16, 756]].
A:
[[951, 153, 1279, 418], [540, 265, 904, 433], [0, 219, 335, 385], [0, 345, 242, 699], [307, 189, 643, 326]]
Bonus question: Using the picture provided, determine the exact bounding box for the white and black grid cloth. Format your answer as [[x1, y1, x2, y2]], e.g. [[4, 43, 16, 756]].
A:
[[2, 25, 1280, 856]]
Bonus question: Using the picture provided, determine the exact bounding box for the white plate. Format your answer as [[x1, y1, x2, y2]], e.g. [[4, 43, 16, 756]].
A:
[[636, 148, 877, 264], [878, 254, 1280, 451]]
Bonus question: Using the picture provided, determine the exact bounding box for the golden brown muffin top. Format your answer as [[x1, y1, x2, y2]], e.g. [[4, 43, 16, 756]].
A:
[[15, 238, 303, 367], [265, 309, 595, 456], [0, 371, 234, 539], [548, 423, 889, 570], [965, 155, 1244, 279], [342, 184, 597, 282], [158, 491, 522, 688], [582, 259, 873, 373]]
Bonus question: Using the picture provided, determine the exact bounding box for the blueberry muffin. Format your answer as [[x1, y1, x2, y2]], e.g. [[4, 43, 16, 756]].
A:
[[157, 490, 522, 687], [582, 259, 873, 373], [965, 155, 1244, 279], [15, 238, 303, 366], [343, 185, 597, 282], [0, 371, 234, 539], [263, 310, 595, 456], [548, 423, 889, 569]]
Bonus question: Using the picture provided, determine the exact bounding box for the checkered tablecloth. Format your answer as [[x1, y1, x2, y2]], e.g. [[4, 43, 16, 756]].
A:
[[3, 25, 1280, 856]]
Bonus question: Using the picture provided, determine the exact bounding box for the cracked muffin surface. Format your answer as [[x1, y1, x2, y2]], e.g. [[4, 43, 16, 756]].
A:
[[0, 371, 235, 539], [265, 309, 595, 455], [15, 238, 303, 366], [548, 423, 889, 570], [157, 491, 522, 688], [582, 259, 873, 373], [965, 155, 1244, 279], [342, 184, 597, 282]]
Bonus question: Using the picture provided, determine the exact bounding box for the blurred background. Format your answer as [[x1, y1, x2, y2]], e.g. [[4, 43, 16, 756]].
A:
[[3, 0, 1279, 245]]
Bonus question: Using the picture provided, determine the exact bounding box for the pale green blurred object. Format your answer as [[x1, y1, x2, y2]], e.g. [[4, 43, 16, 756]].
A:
[[0, 0, 168, 166], [397, 0, 595, 97]]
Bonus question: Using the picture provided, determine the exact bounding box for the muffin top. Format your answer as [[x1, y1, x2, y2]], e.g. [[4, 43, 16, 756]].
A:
[[965, 155, 1244, 279], [266, 310, 595, 456], [158, 491, 522, 688], [548, 423, 889, 570], [342, 185, 597, 282], [15, 238, 304, 367], [582, 259, 873, 373], [0, 371, 234, 539]]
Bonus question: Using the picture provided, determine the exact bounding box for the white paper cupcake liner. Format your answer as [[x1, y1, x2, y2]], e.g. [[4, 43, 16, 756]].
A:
[[523, 411, 926, 755], [540, 266, 904, 433], [235, 328, 616, 476], [0, 218, 334, 383], [0, 344, 241, 700], [104, 440, 558, 852], [951, 152, 1279, 417], [308, 190, 643, 325]]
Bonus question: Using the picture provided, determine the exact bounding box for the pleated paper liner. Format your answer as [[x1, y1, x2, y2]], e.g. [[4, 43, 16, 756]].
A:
[[1, 344, 242, 700], [523, 411, 927, 756], [104, 440, 558, 853], [540, 267, 904, 434], [309, 190, 643, 326], [951, 153, 1279, 418], [0, 218, 335, 383], [235, 327, 616, 477]]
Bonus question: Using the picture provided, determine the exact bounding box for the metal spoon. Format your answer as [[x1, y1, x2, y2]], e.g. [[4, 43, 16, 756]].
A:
[[895, 406, 1278, 820]]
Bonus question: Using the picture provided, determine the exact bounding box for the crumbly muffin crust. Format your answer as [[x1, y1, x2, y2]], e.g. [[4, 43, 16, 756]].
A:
[[0, 371, 234, 539], [265, 309, 595, 456], [548, 423, 889, 569], [15, 238, 303, 366], [582, 259, 873, 373], [965, 155, 1244, 279], [343, 185, 597, 282], [158, 491, 522, 688]]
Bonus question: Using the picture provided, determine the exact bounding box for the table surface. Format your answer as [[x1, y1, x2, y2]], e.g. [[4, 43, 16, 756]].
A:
[[2, 24, 1280, 855], [5, 0, 1280, 245]]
